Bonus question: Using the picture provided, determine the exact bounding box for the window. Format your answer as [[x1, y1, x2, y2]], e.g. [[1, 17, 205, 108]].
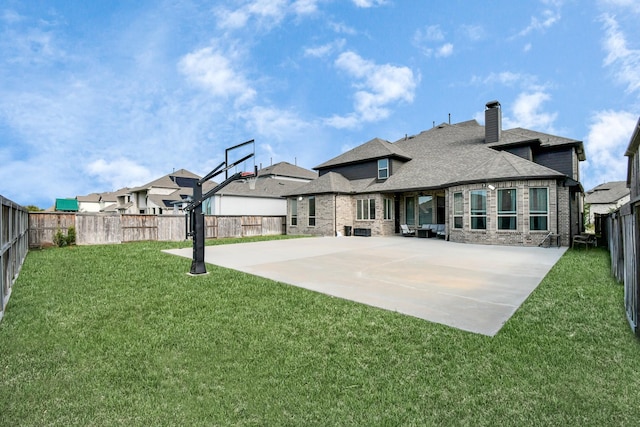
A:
[[405, 197, 415, 227], [291, 198, 298, 226], [497, 189, 517, 230], [384, 198, 393, 220], [418, 195, 433, 225], [308, 196, 316, 226], [357, 198, 376, 220], [470, 190, 487, 230], [529, 188, 548, 231], [453, 192, 463, 229], [378, 159, 389, 180]]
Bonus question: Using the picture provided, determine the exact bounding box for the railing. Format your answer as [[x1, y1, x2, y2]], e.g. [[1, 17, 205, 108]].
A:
[[1, 196, 29, 322]]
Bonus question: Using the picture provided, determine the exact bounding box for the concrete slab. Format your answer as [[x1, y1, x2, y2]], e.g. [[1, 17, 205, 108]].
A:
[[165, 237, 566, 336]]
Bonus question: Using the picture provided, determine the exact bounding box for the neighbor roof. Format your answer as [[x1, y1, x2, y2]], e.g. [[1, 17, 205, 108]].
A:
[[257, 161, 318, 180], [131, 169, 201, 192], [585, 181, 630, 204]]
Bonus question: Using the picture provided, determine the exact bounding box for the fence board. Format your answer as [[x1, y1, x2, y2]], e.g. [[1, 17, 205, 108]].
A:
[[1, 196, 28, 322], [121, 215, 158, 242], [76, 214, 121, 245], [28, 213, 285, 247]]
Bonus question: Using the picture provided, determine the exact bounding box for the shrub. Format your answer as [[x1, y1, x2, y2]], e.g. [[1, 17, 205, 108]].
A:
[[66, 226, 76, 246], [53, 226, 76, 247], [53, 229, 68, 247]]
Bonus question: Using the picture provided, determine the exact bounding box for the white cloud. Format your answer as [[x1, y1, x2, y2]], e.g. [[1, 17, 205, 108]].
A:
[[516, 8, 561, 37], [328, 51, 418, 128], [352, 0, 387, 7], [460, 24, 485, 41], [503, 91, 558, 132], [582, 110, 637, 189], [415, 25, 445, 42], [601, 14, 640, 94], [292, 0, 320, 15], [329, 21, 357, 35], [85, 158, 154, 191], [436, 43, 454, 58], [599, 0, 640, 14], [215, 0, 289, 30], [304, 39, 345, 58], [178, 46, 256, 105], [413, 25, 454, 58]]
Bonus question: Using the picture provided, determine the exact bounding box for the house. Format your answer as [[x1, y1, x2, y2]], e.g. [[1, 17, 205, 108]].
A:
[[285, 101, 585, 246], [584, 181, 630, 225], [203, 162, 317, 215], [119, 169, 216, 215], [76, 191, 120, 213]]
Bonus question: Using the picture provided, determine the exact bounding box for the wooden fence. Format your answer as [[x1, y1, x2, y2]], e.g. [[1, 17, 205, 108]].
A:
[[605, 205, 639, 336], [28, 213, 286, 248], [1, 196, 29, 322]]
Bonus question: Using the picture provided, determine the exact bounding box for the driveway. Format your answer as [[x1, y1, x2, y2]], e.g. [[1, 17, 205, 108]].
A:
[[165, 237, 566, 336]]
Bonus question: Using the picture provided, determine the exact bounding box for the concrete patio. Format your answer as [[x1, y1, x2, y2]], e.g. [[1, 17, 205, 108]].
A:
[[165, 236, 566, 336]]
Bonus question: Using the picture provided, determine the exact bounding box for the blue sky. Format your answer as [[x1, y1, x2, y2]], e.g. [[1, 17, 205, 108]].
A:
[[1, 0, 638, 208]]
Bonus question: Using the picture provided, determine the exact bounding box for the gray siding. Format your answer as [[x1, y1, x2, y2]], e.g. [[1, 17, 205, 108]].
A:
[[504, 146, 532, 161], [533, 148, 573, 177], [318, 160, 378, 180]]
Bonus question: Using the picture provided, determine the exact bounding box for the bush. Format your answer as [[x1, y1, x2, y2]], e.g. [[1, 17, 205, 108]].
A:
[[53, 229, 67, 247], [66, 226, 76, 246], [53, 226, 76, 247]]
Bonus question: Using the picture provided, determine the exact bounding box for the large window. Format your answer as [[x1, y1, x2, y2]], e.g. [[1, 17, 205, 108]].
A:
[[384, 198, 393, 220], [405, 197, 415, 227], [378, 158, 389, 180], [470, 190, 487, 230], [529, 188, 548, 231], [290, 198, 298, 226], [498, 189, 517, 230], [418, 195, 433, 225], [357, 198, 376, 220], [308, 196, 316, 226], [453, 192, 463, 229]]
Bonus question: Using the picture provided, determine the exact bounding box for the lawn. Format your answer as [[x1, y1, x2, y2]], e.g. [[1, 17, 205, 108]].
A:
[[1, 238, 639, 426]]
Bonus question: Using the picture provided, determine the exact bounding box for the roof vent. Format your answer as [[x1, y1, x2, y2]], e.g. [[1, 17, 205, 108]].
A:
[[485, 100, 501, 143]]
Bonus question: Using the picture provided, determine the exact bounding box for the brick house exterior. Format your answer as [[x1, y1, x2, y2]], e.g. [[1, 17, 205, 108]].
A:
[[286, 101, 585, 246]]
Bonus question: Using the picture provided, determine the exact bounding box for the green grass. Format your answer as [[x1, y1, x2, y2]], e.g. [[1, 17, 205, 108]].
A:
[[1, 240, 639, 426]]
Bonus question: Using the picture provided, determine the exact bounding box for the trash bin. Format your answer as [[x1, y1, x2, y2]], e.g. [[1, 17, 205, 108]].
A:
[[344, 226, 352, 236]]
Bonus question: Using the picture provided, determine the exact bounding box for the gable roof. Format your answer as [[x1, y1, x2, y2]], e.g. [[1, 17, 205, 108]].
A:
[[488, 127, 586, 160], [257, 161, 318, 180], [315, 137, 412, 170], [585, 181, 630, 204], [131, 169, 201, 192], [288, 120, 567, 196]]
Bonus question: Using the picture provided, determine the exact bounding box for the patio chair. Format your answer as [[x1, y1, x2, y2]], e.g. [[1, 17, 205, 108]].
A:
[[400, 224, 415, 237]]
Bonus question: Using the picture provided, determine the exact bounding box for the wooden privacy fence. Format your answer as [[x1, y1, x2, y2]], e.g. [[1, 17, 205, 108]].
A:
[[606, 206, 639, 336], [28, 213, 286, 248], [1, 196, 28, 322]]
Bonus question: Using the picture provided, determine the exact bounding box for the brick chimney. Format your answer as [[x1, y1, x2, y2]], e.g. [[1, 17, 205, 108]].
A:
[[485, 100, 501, 143]]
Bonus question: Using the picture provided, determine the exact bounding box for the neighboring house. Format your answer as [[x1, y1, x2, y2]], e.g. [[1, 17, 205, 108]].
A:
[[203, 162, 317, 215], [77, 191, 123, 213], [120, 169, 217, 215], [584, 181, 630, 224], [285, 100, 585, 246]]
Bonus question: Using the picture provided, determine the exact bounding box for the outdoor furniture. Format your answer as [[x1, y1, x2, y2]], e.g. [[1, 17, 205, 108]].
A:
[[400, 224, 415, 237], [572, 233, 596, 248], [435, 224, 446, 239], [354, 228, 371, 237]]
